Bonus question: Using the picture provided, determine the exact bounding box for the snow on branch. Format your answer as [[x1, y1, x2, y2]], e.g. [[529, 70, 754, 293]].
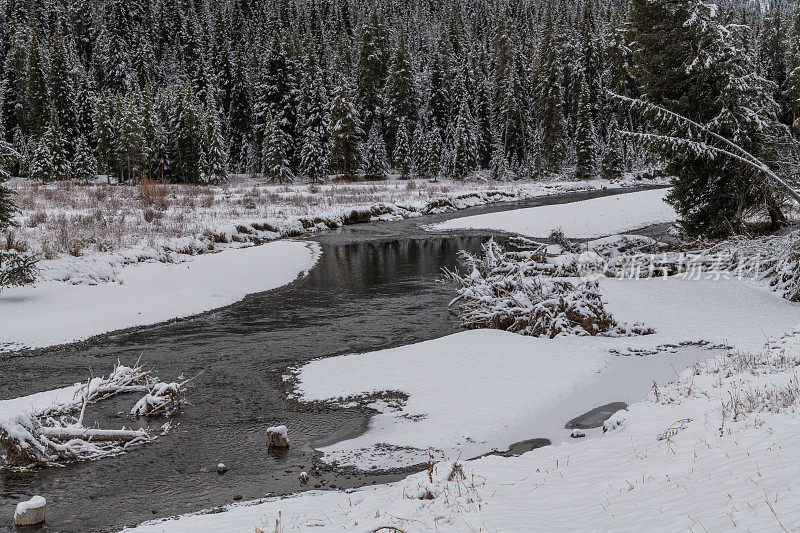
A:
[[1, 361, 188, 467], [609, 91, 800, 204], [444, 239, 652, 338]]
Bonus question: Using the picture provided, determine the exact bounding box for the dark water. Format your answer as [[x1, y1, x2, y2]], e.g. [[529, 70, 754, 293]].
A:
[[0, 186, 656, 532]]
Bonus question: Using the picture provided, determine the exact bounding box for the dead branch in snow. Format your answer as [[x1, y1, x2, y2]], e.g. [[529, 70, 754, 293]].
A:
[[1, 361, 188, 467]]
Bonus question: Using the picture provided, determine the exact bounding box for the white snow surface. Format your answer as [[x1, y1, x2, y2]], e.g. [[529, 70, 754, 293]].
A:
[[0, 240, 319, 351], [286, 274, 800, 470], [0, 385, 83, 419], [429, 188, 677, 238]]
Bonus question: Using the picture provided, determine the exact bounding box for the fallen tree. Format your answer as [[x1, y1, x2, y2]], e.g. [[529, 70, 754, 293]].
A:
[[1, 361, 187, 467]]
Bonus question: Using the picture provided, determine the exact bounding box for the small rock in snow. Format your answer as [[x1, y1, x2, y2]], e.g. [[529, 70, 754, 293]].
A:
[[299, 472, 309, 484], [570, 429, 586, 438]]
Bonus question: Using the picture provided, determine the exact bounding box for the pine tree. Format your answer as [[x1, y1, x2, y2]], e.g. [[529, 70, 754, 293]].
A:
[[116, 89, 146, 182], [357, 7, 389, 132], [173, 85, 203, 183], [31, 113, 69, 181], [574, 75, 596, 179], [627, 0, 790, 236], [601, 117, 624, 180], [538, 2, 567, 173], [201, 101, 227, 183], [0, 140, 20, 229], [299, 127, 326, 182], [423, 126, 443, 179], [25, 30, 49, 137], [785, 8, 800, 129], [49, 35, 79, 155], [262, 111, 293, 183], [298, 47, 328, 182], [394, 122, 412, 178], [446, 98, 478, 179], [362, 121, 388, 179], [385, 30, 418, 159], [93, 91, 117, 181], [227, 45, 251, 172], [474, 77, 494, 169], [72, 136, 98, 182], [500, 67, 524, 167], [328, 75, 363, 178]]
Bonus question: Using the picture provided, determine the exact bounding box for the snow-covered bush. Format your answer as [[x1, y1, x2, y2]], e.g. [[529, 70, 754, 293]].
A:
[[445, 239, 652, 337]]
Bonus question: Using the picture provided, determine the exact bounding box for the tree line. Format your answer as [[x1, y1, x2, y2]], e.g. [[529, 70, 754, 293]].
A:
[[1, 0, 800, 236]]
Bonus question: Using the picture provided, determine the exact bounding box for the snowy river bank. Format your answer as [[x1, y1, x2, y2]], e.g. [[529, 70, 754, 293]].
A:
[[4, 186, 773, 532]]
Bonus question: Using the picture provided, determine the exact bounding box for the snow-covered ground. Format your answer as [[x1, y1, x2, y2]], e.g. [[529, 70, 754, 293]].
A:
[[430, 188, 677, 238], [286, 274, 800, 470], [0, 240, 319, 351], [125, 277, 800, 532]]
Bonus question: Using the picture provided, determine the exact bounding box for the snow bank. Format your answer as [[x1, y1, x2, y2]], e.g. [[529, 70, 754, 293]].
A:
[[0, 240, 320, 352], [429, 188, 677, 238], [291, 330, 611, 469], [288, 274, 800, 470], [0, 385, 83, 419]]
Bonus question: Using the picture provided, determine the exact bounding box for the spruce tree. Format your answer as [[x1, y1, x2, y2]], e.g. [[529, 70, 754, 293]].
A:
[[72, 136, 98, 182], [25, 31, 49, 137], [394, 122, 412, 178], [423, 126, 443, 179], [385, 30, 418, 159], [31, 113, 69, 181], [298, 48, 328, 182], [538, 2, 567, 173], [0, 140, 20, 229], [93, 91, 117, 181], [328, 75, 363, 179], [116, 89, 146, 182], [49, 35, 79, 155], [785, 8, 800, 129], [627, 0, 789, 236], [172, 85, 203, 183], [262, 111, 293, 183], [362, 121, 388, 179], [601, 117, 624, 180], [202, 103, 227, 183], [357, 7, 389, 132], [446, 98, 478, 179], [227, 45, 251, 172], [574, 75, 596, 180]]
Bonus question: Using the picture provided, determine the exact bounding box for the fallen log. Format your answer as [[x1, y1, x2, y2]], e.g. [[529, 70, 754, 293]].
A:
[[39, 427, 147, 442]]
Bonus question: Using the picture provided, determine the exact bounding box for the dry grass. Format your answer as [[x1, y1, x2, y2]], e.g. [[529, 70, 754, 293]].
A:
[[5, 178, 546, 260]]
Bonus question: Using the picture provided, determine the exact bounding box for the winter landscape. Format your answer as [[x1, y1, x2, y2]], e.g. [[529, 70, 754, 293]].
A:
[[4, 0, 800, 531]]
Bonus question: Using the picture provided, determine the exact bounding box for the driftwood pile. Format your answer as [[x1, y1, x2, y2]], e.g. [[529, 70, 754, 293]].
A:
[[0, 361, 187, 467]]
